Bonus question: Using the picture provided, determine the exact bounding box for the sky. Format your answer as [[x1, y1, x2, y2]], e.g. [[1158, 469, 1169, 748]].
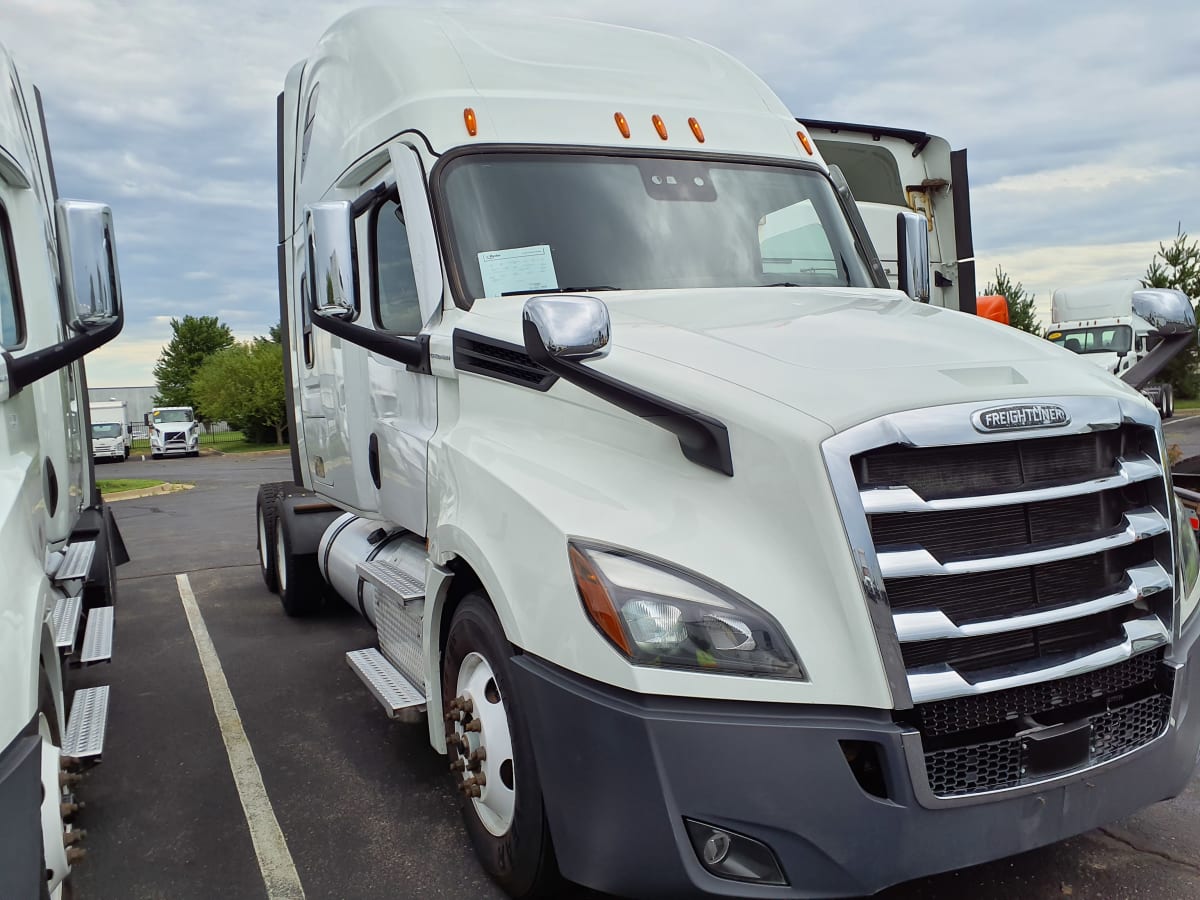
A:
[[3, 0, 1198, 386]]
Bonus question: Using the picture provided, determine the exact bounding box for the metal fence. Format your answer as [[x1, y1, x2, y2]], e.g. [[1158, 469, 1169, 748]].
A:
[[128, 421, 243, 445]]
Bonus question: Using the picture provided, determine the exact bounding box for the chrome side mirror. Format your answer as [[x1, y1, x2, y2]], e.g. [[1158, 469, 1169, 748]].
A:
[[522, 295, 611, 361], [1133, 288, 1195, 335], [305, 201, 356, 319], [896, 210, 930, 303], [55, 200, 122, 331]]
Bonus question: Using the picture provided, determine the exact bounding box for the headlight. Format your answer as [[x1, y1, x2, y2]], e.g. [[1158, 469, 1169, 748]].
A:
[[1175, 496, 1200, 626], [568, 542, 804, 679]]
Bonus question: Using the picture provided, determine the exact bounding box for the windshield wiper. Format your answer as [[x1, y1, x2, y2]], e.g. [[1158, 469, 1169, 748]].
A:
[[501, 286, 619, 297], [759, 282, 804, 288]]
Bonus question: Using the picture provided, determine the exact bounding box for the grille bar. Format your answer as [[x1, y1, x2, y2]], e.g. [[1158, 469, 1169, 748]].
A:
[[892, 560, 1171, 642], [861, 454, 1162, 514], [907, 616, 1169, 704], [877, 507, 1168, 579]]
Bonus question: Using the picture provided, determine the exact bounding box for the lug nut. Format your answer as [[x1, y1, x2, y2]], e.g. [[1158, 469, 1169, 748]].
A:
[[469, 747, 487, 762], [464, 784, 481, 798], [60, 756, 82, 770], [59, 772, 82, 788], [464, 719, 482, 733], [64, 829, 87, 846], [449, 758, 466, 772], [458, 698, 474, 714], [66, 848, 87, 865], [60, 802, 84, 818]]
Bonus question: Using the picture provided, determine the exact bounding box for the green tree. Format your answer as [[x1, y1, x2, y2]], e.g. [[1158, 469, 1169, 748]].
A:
[[192, 340, 288, 445], [1144, 231, 1200, 399], [152, 315, 235, 419], [982, 266, 1042, 335]]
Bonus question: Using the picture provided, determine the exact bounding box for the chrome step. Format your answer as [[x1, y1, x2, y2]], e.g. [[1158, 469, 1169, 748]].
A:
[[50, 540, 97, 583], [346, 648, 425, 718], [62, 685, 109, 759], [357, 559, 425, 603], [53, 596, 83, 650], [78, 607, 114, 664]]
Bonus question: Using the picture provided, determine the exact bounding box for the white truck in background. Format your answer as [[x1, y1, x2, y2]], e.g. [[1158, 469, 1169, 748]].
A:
[[0, 42, 126, 900], [1049, 279, 1187, 417], [147, 405, 199, 458], [259, 10, 1200, 898], [89, 398, 129, 462]]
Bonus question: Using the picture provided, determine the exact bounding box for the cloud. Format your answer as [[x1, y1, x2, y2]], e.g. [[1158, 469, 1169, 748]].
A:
[[3, 0, 1196, 387]]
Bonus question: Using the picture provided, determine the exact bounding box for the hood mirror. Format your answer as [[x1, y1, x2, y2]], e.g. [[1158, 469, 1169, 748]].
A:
[[1132, 288, 1195, 335], [522, 295, 611, 361]]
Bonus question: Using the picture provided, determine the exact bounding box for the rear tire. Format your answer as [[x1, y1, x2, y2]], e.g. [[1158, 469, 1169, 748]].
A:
[[276, 510, 325, 616], [256, 484, 286, 592], [442, 594, 560, 898]]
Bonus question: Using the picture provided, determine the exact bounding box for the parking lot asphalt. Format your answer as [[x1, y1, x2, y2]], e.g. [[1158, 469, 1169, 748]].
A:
[[69, 453, 1200, 899]]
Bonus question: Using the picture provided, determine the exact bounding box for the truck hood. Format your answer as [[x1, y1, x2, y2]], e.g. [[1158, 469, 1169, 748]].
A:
[[471, 288, 1143, 432]]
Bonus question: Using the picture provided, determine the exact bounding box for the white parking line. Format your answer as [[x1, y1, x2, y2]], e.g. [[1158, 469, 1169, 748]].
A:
[[176, 573, 306, 900]]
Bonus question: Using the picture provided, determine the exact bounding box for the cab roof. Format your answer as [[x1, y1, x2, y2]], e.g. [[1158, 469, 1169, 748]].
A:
[[293, 8, 817, 201]]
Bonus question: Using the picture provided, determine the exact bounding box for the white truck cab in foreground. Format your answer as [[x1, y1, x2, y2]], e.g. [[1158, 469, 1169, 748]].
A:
[[147, 405, 198, 458], [259, 11, 1200, 897], [0, 41, 126, 900]]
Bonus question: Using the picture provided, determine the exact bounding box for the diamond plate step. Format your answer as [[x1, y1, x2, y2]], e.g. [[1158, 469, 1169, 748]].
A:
[[62, 685, 109, 759], [79, 606, 114, 664], [357, 559, 425, 602], [347, 648, 425, 718], [53, 596, 83, 650], [51, 540, 96, 583]]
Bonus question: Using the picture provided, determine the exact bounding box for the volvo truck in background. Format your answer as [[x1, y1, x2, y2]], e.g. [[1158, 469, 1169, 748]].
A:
[[1049, 279, 1189, 418], [147, 405, 199, 458], [258, 10, 1200, 898], [0, 41, 127, 900], [89, 398, 129, 462]]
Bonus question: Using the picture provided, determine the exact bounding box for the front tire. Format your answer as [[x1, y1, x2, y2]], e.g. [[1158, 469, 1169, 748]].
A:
[[276, 510, 324, 616], [256, 483, 285, 592], [442, 594, 559, 898]]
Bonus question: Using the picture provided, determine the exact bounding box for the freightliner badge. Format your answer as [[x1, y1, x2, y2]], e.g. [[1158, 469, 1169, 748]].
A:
[[971, 403, 1071, 433]]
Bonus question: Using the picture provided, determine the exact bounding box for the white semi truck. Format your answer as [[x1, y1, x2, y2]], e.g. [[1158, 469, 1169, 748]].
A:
[[1049, 279, 1187, 418], [258, 10, 1200, 897], [0, 42, 126, 900], [147, 404, 199, 458], [89, 398, 129, 462]]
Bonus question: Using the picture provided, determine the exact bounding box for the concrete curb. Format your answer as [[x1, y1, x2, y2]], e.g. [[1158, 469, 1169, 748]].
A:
[[103, 482, 194, 503], [203, 448, 291, 459]]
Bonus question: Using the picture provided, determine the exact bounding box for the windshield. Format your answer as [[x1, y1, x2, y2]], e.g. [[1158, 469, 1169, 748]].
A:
[[1047, 325, 1133, 355], [439, 152, 873, 302], [153, 409, 193, 423], [91, 423, 123, 439]]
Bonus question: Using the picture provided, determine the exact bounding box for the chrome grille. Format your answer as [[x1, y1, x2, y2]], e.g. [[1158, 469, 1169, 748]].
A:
[[823, 396, 1176, 798]]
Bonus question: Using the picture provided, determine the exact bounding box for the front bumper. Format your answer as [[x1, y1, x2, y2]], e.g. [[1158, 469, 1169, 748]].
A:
[[513, 626, 1200, 898], [92, 444, 125, 460]]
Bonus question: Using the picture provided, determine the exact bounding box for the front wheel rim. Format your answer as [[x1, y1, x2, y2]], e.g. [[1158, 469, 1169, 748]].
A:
[[258, 507, 270, 571], [276, 525, 287, 593], [451, 651, 516, 836]]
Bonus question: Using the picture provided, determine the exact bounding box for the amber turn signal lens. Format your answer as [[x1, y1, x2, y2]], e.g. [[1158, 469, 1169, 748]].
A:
[[688, 117, 705, 143], [652, 114, 669, 140], [569, 546, 632, 656], [464, 107, 478, 136], [614, 111, 631, 139], [796, 130, 813, 155]]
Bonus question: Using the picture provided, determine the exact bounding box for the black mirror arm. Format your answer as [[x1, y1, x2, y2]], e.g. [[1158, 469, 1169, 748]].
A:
[[311, 312, 431, 374], [522, 319, 733, 477], [6, 314, 122, 396]]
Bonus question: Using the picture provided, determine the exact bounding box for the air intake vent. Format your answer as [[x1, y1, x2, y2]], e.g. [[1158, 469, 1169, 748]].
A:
[[453, 331, 556, 391]]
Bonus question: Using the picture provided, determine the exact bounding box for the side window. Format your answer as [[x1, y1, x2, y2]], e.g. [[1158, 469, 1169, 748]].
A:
[[758, 199, 838, 282], [0, 204, 24, 349], [372, 196, 422, 334], [300, 84, 319, 180]]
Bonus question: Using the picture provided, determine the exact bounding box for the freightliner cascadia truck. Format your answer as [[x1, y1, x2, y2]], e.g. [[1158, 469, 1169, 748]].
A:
[[0, 40, 127, 900], [257, 10, 1200, 897]]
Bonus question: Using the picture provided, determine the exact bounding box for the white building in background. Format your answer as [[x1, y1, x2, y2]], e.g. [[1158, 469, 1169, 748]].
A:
[[87, 385, 157, 430]]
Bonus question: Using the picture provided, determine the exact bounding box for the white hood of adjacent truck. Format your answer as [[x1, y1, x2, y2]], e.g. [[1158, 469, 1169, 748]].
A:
[[471, 288, 1142, 431]]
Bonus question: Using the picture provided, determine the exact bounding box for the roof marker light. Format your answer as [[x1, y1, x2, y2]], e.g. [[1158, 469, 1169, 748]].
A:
[[652, 114, 669, 141], [796, 130, 813, 155], [688, 117, 705, 143], [614, 112, 631, 139], [464, 107, 478, 137]]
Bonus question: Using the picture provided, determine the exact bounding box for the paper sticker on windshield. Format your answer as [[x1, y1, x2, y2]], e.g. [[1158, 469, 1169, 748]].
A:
[[478, 245, 558, 298]]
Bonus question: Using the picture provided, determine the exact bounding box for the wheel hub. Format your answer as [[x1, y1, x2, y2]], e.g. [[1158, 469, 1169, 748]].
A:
[[447, 651, 515, 836]]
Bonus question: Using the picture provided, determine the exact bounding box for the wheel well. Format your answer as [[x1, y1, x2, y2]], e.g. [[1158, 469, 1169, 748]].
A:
[[439, 558, 484, 654]]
